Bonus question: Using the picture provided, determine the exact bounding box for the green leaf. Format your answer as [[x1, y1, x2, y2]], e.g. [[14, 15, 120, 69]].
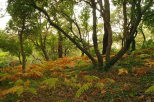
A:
[[84, 75, 100, 82], [25, 87, 37, 95], [16, 86, 24, 96], [42, 78, 59, 89], [145, 85, 154, 93], [95, 83, 105, 89], [15, 79, 24, 86], [105, 78, 115, 83], [75, 83, 93, 97]]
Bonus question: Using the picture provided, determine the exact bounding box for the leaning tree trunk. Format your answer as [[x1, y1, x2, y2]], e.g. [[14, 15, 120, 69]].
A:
[[106, 16, 143, 71], [31, 3, 97, 66]]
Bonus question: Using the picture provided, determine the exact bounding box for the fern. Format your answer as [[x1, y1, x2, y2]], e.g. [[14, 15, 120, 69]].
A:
[[84, 75, 100, 82], [42, 78, 59, 89], [0, 74, 18, 81], [29, 71, 43, 78], [0, 73, 9, 77], [145, 85, 154, 93], [16, 86, 24, 96], [0, 79, 37, 97], [25, 87, 37, 95], [15, 79, 24, 86], [1, 86, 23, 96], [95, 83, 105, 89], [104, 78, 115, 84], [63, 81, 79, 88], [75, 83, 93, 97]]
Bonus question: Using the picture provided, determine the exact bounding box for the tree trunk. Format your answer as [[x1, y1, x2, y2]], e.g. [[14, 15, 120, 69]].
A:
[[41, 47, 49, 61], [104, 0, 112, 62], [104, 39, 132, 71], [19, 32, 26, 73], [91, 0, 103, 69], [106, 14, 143, 70], [64, 48, 67, 57], [31, 3, 97, 66], [131, 39, 136, 51], [140, 24, 146, 47], [18, 52, 22, 64], [18, 18, 27, 73], [122, 0, 128, 46], [102, 23, 108, 55], [81, 52, 84, 56], [131, 30, 137, 52], [58, 32, 63, 58]]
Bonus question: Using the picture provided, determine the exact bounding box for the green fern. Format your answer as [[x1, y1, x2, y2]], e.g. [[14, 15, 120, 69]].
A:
[[0, 73, 9, 77], [15, 79, 24, 86], [145, 85, 154, 93], [84, 75, 100, 82], [63, 81, 79, 88], [95, 83, 105, 89], [16, 86, 24, 96], [42, 78, 59, 89], [104, 78, 115, 84], [75, 83, 93, 97], [25, 87, 37, 95]]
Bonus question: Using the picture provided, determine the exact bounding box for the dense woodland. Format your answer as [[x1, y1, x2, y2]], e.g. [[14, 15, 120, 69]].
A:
[[0, 0, 154, 102]]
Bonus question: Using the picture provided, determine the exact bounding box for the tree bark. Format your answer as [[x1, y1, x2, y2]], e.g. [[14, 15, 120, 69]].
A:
[[122, 0, 128, 46], [102, 23, 108, 55], [131, 39, 136, 51], [58, 32, 63, 58], [91, 0, 103, 69], [18, 28, 26, 73], [103, 0, 112, 62], [18, 52, 22, 64], [140, 24, 146, 47], [41, 46, 49, 61], [106, 16, 142, 71]]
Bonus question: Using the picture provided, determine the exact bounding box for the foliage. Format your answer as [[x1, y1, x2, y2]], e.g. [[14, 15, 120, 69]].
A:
[[41, 78, 59, 89], [75, 83, 93, 97], [95, 83, 105, 89], [0, 52, 10, 68], [75, 75, 115, 98], [0, 32, 32, 57], [142, 39, 154, 49], [0, 0, 153, 101], [145, 85, 154, 93], [0, 43, 154, 101], [0, 79, 37, 99], [83, 75, 100, 82]]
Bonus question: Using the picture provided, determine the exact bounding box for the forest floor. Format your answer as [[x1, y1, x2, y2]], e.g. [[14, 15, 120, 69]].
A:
[[0, 49, 154, 102]]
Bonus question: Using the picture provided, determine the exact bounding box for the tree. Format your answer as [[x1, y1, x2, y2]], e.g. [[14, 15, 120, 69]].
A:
[[28, 14, 50, 61], [6, 0, 154, 71], [0, 30, 32, 64], [107, 0, 153, 69], [7, 0, 35, 72]]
